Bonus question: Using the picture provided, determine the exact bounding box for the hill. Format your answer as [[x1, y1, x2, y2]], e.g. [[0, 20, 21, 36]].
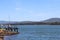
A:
[[0, 18, 60, 25], [42, 18, 60, 22]]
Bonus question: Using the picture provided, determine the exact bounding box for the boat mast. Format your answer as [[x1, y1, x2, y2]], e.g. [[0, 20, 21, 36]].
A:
[[8, 14, 11, 27]]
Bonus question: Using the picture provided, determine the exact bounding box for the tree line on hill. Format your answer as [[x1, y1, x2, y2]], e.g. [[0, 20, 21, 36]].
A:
[[5, 22, 60, 25]]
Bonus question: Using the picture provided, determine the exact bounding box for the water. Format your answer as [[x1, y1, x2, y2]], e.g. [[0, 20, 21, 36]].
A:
[[5, 25, 60, 40]]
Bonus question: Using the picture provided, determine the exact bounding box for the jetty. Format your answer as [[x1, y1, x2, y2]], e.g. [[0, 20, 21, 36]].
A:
[[0, 24, 19, 40]]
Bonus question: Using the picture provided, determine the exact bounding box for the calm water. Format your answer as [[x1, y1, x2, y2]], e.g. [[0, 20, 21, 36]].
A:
[[5, 25, 60, 40]]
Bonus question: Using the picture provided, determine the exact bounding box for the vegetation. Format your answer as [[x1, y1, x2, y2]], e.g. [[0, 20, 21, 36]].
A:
[[5, 22, 60, 25]]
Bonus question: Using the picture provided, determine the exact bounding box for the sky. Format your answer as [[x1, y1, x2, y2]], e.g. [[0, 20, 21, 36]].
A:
[[0, 0, 60, 21]]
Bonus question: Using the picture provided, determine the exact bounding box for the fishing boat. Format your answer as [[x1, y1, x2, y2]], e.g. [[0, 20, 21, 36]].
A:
[[0, 16, 19, 40]]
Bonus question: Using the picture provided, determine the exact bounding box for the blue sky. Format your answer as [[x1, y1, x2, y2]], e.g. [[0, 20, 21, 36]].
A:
[[0, 0, 60, 21]]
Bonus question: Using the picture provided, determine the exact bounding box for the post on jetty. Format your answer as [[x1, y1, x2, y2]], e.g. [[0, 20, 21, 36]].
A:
[[0, 24, 19, 40]]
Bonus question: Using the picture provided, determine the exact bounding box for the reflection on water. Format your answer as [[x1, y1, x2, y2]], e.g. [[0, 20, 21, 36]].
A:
[[5, 25, 60, 40]]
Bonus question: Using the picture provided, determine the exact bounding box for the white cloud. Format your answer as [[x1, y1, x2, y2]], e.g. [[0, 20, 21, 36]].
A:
[[16, 8, 21, 11]]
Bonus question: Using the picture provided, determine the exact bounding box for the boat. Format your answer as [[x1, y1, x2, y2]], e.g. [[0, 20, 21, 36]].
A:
[[0, 16, 19, 40]]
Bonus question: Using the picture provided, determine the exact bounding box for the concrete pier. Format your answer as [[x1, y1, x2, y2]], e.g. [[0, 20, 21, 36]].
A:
[[0, 29, 19, 40]]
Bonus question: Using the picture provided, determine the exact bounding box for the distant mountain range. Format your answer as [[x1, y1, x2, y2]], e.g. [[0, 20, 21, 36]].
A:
[[42, 18, 60, 22], [0, 18, 60, 25]]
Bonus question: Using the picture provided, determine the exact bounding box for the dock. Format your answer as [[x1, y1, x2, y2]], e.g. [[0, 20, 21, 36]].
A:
[[0, 25, 19, 40]]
